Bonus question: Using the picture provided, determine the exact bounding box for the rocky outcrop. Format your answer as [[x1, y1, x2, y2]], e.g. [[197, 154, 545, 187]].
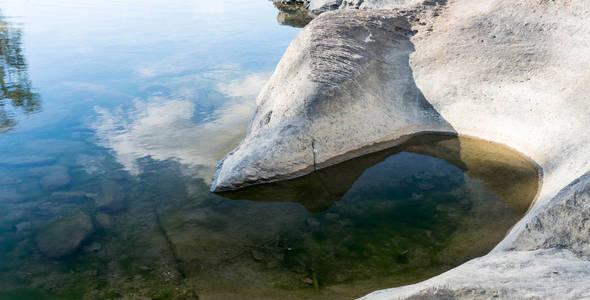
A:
[[214, 0, 590, 298]]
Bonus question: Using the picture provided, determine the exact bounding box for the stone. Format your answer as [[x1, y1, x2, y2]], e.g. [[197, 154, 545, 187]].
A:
[[31, 165, 71, 190], [211, 9, 452, 192], [308, 0, 342, 14], [40, 170, 71, 190], [0, 177, 21, 185], [0, 192, 25, 203], [82, 242, 102, 253], [35, 213, 94, 258], [362, 249, 590, 299], [212, 0, 590, 298], [94, 213, 113, 230], [95, 180, 127, 213], [15, 221, 32, 233], [50, 191, 90, 202]]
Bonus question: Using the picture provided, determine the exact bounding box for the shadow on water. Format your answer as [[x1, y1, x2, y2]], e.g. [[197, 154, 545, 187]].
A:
[[0, 12, 40, 133]]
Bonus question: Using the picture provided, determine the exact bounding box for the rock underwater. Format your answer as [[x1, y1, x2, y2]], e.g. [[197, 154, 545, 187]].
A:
[[214, 0, 590, 298]]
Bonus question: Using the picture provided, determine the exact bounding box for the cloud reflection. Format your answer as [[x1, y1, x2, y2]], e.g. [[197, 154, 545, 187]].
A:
[[92, 73, 269, 180]]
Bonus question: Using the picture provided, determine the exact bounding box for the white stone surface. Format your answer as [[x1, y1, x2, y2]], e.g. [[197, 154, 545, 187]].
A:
[[213, 0, 590, 297], [362, 249, 590, 299]]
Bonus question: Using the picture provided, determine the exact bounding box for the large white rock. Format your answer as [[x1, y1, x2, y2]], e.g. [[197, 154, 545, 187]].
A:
[[213, 0, 590, 297], [308, 0, 423, 14]]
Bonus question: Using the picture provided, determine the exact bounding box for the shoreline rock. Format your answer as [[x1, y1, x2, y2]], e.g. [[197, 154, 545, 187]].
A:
[[214, 0, 590, 298]]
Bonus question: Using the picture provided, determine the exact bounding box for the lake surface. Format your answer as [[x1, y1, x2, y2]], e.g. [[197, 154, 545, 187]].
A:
[[0, 1, 539, 299]]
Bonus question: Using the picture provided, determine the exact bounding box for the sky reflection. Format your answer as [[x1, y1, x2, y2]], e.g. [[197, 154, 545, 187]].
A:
[[93, 72, 269, 180], [0, 0, 297, 179]]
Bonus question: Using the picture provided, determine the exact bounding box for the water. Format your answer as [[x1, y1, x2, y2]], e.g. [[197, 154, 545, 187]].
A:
[[0, 1, 539, 299]]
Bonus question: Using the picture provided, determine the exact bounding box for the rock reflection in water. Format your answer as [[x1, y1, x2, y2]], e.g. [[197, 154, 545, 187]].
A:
[[274, 3, 315, 28], [222, 134, 539, 215], [0, 135, 539, 299], [198, 134, 539, 298]]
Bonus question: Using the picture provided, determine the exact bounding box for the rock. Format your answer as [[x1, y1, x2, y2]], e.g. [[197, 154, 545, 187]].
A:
[[95, 180, 127, 213], [40, 170, 71, 190], [82, 242, 102, 253], [513, 171, 590, 260], [306, 218, 320, 227], [411, 193, 423, 200], [211, 9, 452, 192], [32, 165, 71, 190], [308, 0, 342, 14], [362, 249, 590, 299], [36, 213, 94, 258], [308, 0, 423, 14], [213, 0, 590, 298], [0, 177, 21, 185], [50, 191, 89, 202], [94, 213, 113, 229], [15, 221, 32, 233], [273, 0, 308, 5], [0, 192, 25, 203]]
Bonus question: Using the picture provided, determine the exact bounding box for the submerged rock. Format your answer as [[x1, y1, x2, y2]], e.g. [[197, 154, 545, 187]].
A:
[[35, 213, 94, 258], [94, 213, 113, 230], [95, 180, 127, 213], [31, 165, 71, 190]]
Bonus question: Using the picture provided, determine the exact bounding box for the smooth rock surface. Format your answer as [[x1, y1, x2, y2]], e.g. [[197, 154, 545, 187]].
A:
[[213, 0, 590, 298]]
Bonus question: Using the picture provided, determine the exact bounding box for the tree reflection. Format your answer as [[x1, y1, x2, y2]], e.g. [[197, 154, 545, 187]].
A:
[[0, 13, 40, 133]]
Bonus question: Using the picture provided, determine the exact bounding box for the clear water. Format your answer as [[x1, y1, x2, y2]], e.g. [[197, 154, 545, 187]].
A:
[[0, 1, 539, 299]]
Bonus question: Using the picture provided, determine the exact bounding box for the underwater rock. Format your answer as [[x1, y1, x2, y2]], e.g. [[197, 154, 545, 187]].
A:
[[82, 242, 102, 253], [15, 221, 32, 233], [0, 192, 25, 203], [40, 171, 71, 190], [33, 165, 71, 190], [35, 213, 94, 258], [95, 180, 127, 213], [94, 213, 113, 229], [50, 191, 90, 202]]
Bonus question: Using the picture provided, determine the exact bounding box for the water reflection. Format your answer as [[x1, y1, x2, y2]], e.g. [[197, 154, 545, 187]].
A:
[[92, 73, 269, 179], [0, 133, 539, 299], [222, 134, 539, 214], [274, 3, 314, 28], [0, 12, 40, 133]]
